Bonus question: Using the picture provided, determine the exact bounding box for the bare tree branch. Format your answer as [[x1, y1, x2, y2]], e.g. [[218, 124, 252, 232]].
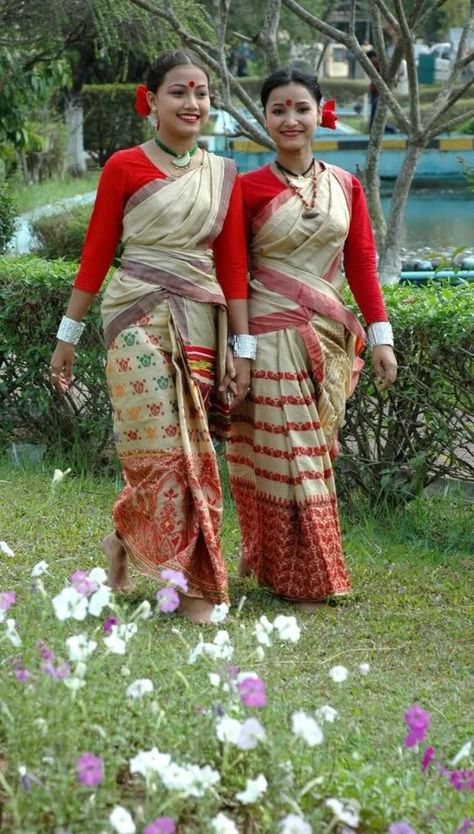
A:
[[393, 0, 422, 134], [253, 0, 281, 72]]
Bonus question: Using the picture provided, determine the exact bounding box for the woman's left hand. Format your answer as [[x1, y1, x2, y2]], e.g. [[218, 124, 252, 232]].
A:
[[219, 348, 251, 411], [372, 345, 397, 391]]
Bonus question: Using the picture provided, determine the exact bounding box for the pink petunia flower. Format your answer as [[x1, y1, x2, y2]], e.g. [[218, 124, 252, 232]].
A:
[[449, 769, 474, 791], [144, 818, 176, 834], [389, 824, 417, 834], [456, 819, 473, 834], [421, 746, 436, 772], [15, 667, 32, 682], [238, 676, 267, 708], [103, 616, 118, 633], [70, 571, 99, 597], [156, 586, 180, 613], [160, 568, 189, 593], [404, 704, 430, 747], [0, 591, 16, 611], [76, 752, 104, 787]]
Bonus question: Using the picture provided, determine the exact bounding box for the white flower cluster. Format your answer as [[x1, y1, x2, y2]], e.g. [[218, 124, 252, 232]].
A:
[[52, 567, 112, 622], [216, 715, 266, 750], [188, 629, 234, 664], [254, 614, 301, 647], [129, 746, 220, 797]]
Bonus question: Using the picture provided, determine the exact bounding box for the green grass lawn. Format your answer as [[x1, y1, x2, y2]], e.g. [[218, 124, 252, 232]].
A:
[[10, 171, 100, 213], [0, 464, 472, 833]]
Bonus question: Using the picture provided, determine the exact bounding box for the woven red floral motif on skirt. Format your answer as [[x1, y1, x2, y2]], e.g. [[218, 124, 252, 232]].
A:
[[231, 477, 351, 600]]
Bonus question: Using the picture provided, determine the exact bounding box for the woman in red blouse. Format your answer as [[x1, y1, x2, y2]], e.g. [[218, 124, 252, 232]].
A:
[[227, 67, 397, 608], [50, 49, 253, 624]]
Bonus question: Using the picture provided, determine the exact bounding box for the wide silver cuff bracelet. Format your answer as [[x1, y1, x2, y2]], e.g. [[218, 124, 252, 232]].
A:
[[56, 316, 85, 345], [367, 321, 394, 347], [228, 334, 257, 360]]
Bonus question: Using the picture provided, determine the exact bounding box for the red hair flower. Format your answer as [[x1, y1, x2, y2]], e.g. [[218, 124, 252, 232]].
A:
[[320, 99, 338, 130], [134, 84, 150, 117]]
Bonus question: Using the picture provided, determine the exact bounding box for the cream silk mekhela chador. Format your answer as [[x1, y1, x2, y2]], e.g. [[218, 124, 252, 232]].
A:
[[102, 153, 237, 602], [228, 163, 366, 601]]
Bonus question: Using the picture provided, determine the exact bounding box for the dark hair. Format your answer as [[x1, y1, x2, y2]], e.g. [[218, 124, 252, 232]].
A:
[[260, 67, 322, 111], [146, 49, 209, 92]]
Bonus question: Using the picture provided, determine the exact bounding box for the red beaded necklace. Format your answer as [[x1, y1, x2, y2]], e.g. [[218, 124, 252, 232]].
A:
[[275, 159, 319, 218]]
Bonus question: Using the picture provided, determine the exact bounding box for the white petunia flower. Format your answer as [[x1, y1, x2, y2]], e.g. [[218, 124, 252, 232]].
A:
[[210, 603, 229, 623], [255, 645, 266, 660], [5, 618, 22, 647], [185, 763, 220, 797], [211, 812, 240, 834], [129, 748, 171, 786], [31, 560, 49, 577], [126, 678, 154, 700], [88, 584, 112, 617], [237, 717, 266, 750], [291, 711, 324, 746], [160, 762, 193, 793], [329, 664, 349, 683], [63, 675, 86, 692], [104, 623, 137, 656], [52, 587, 88, 621], [325, 797, 360, 828], [88, 566, 108, 585], [109, 805, 136, 834], [216, 716, 242, 744], [0, 541, 14, 557], [273, 615, 301, 643], [254, 615, 274, 646], [131, 600, 152, 620], [315, 705, 338, 723], [451, 740, 472, 766], [66, 634, 97, 662], [236, 773, 268, 804], [209, 672, 221, 687], [358, 662, 370, 675], [51, 468, 72, 486], [279, 813, 312, 834], [188, 629, 234, 664]]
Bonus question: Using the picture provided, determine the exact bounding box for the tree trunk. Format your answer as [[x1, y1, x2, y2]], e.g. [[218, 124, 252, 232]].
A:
[[378, 141, 424, 284], [65, 98, 86, 177], [363, 102, 388, 251]]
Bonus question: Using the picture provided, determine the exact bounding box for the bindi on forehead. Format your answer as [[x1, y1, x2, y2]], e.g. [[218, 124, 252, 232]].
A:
[[189, 80, 195, 88], [285, 98, 293, 106]]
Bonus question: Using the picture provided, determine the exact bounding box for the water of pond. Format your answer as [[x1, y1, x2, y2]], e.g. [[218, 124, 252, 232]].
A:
[[381, 187, 473, 252]]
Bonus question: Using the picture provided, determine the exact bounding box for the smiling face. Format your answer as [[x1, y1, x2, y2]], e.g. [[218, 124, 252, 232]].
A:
[[147, 63, 210, 145], [264, 82, 319, 152]]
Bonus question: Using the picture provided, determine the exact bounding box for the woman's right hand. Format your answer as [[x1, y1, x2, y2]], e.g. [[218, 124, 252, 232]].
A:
[[50, 341, 75, 392]]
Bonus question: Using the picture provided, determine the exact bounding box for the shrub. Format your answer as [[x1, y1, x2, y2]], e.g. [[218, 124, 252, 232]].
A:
[[82, 84, 150, 166], [0, 256, 112, 471], [0, 184, 18, 254], [1, 261, 473, 501], [337, 281, 474, 509], [30, 203, 93, 261]]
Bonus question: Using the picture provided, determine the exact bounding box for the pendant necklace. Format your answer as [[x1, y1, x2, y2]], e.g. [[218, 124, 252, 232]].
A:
[[275, 159, 319, 218], [154, 136, 199, 168]]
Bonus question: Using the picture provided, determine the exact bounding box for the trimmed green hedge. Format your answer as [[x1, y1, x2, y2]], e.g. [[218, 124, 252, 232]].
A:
[[338, 281, 474, 507], [1, 257, 473, 505], [30, 203, 93, 261], [0, 256, 111, 471], [82, 84, 150, 166]]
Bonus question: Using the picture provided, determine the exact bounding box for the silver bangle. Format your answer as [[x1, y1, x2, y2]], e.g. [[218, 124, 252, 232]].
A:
[[56, 316, 85, 345], [228, 334, 257, 360], [367, 322, 394, 347]]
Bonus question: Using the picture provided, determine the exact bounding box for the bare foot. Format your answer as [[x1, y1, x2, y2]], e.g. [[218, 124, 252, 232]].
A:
[[239, 553, 252, 578], [102, 533, 133, 591], [292, 600, 330, 613], [177, 594, 216, 624]]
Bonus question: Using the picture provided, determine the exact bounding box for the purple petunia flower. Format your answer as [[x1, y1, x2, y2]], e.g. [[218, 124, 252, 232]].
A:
[[156, 586, 180, 613], [421, 746, 436, 772], [144, 818, 176, 834], [70, 570, 98, 597], [15, 667, 32, 682], [238, 676, 267, 708], [103, 615, 118, 633], [456, 820, 474, 834], [76, 752, 104, 787], [160, 568, 189, 593], [404, 704, 430, 747], [389, 824, 417, 834], [449, 769, 474, 791], [0, 591, 16, 611], [36, 641, 55, 661]]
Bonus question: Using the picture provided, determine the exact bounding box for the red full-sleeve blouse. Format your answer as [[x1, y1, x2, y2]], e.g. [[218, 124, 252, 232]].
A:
[[73, 147, 248, 300]]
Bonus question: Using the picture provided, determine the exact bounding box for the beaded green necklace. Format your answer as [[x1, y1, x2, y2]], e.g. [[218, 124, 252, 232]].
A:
[[154, 136, 199, 168]]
